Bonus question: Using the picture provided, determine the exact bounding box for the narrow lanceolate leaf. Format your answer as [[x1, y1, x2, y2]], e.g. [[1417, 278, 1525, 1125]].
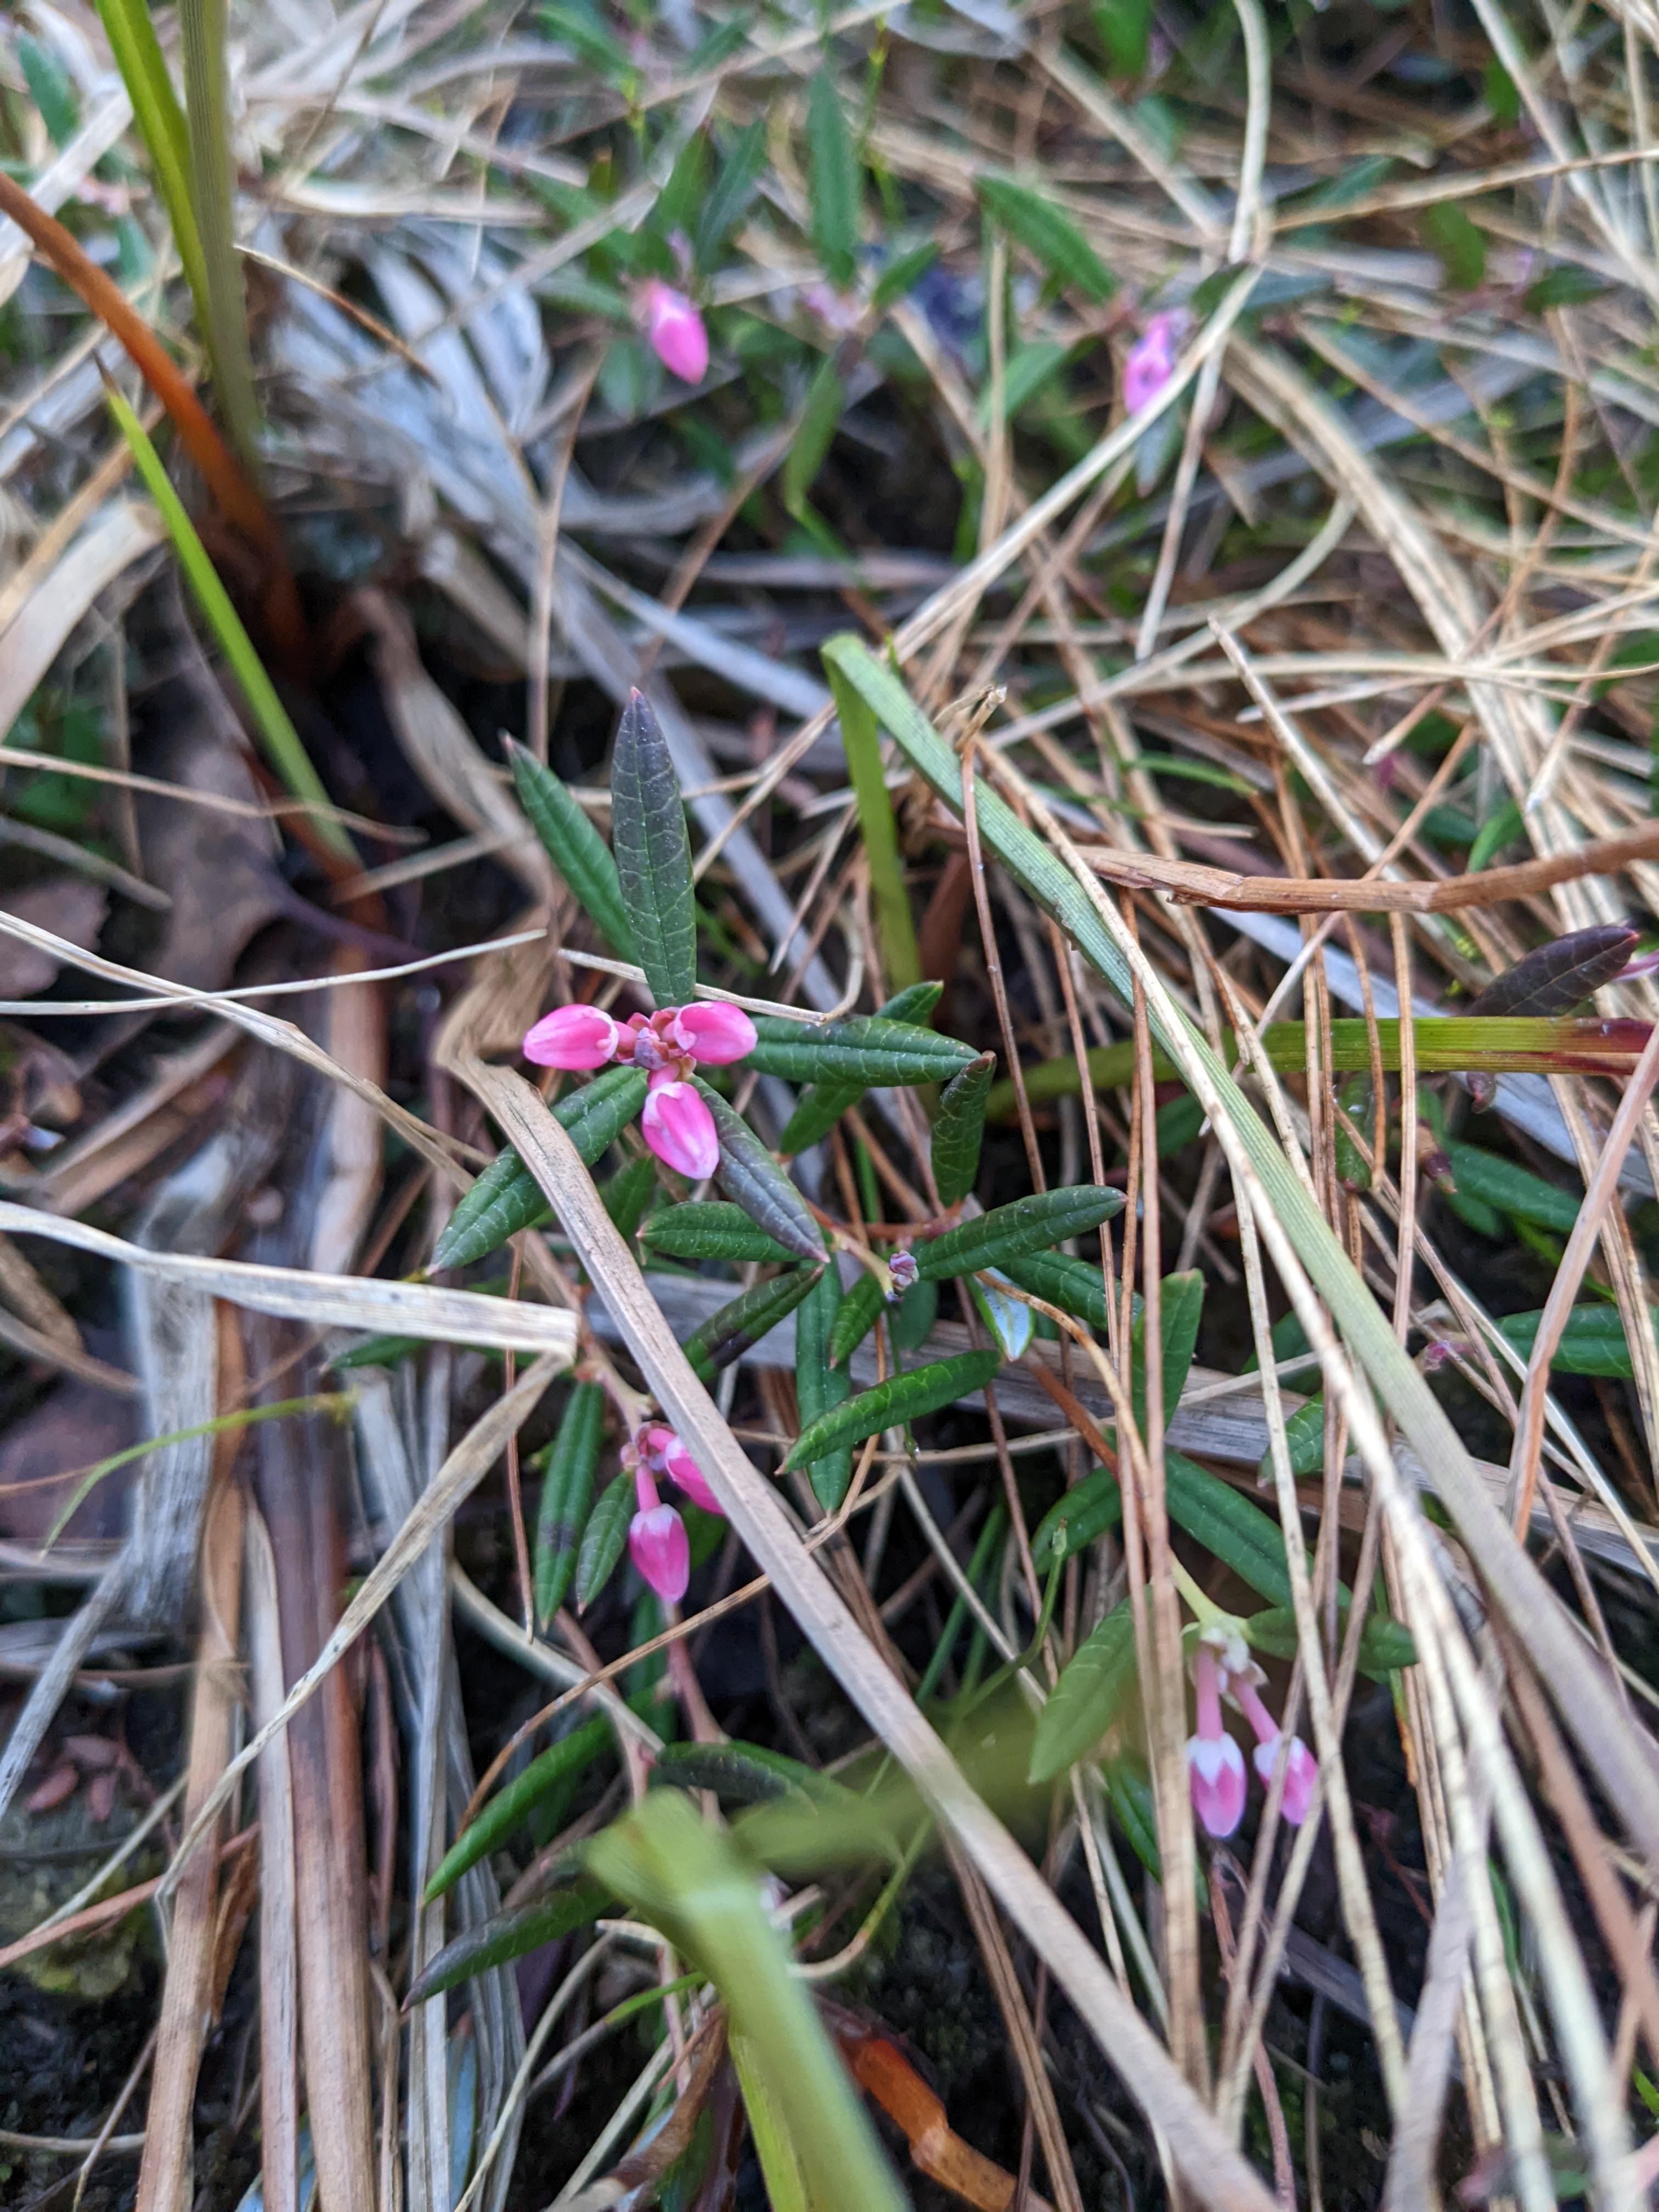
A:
[[695, 1080, 825, 1262], [932, 1054, 995, 1208], [1440, 1142, 1583, 1233], [601, 1155, 657, 1242], [970, 1272, 1031, 1359], [1245, 1604, 1417, 1681], [640, 1201, 797, 1266], [684, 1267, 822, 1384], [977, 174, 1116, 303], [780, 983, 943, 1153], [746, 1015, 975, 1087], [1105, 1754, 1163, 1881], [1466, 923, 1640, 1017], [1497, 1303, 1650, 1378], [534, 1381, 606, 1624], [1029, 1599, 1135, 1783], [432, 1069, 648, 1271], [651, 1740, 821, 1806], [1164, 1451, 1292, 1609], [575, 1468, 635, 1609], [1129, 1270, 1205, 1431], [783, 1349, 1003, 1470], [806, 69, 859, 289], [784, 355, 845, 517], [507, 741, 635, 959], [828, 1269, 885, 1368], [917, 1187, 1125, 1282], [610, 690, 697, 1008], [1265, 1397, 1327, 1481], [426, 1713, 612, 1900], [406, 1878, 612, 2005], [1031, 1468, 1122, 1568], [795, 1261, 853, 1510], [1001, 1250, 1111, 1335]]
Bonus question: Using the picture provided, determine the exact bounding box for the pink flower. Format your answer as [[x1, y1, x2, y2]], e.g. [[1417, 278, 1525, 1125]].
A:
[[640, 280, 709, 384], [888, 1249, 918, 1296], [1122, 311, 1181, 415], [641, 1078, 719, 1180], [522, 1003, 620, 1070], [1231, 1675, 1317, 1827], [635, 1423, 724, 1517], [670, 1002, 757, 1065], [1186, 1640, 1247, 1838], [629, 1504, 690, 1601]]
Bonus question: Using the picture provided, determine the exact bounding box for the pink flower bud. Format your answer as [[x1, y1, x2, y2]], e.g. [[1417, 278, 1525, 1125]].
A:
[[661, 1432, 723, 1517], [1254, 1733, 1318, 1827], [888, 1249, 918, 1295], [629, 1503, 690, 1602], [1186, 1641, 1247, 1838], [641, 1077, 719, 1180], [670, 1001, 757, 1065], [523, 1003, 621, 1070], [1122, 311, 1181, 415], [641, 280, 709, 385]]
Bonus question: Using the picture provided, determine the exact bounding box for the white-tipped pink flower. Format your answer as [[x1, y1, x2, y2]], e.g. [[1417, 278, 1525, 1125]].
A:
[[1231, 1676, 1317, 1827], [636, 1423, 724, 1518], [1186, 1639, 1248, 1838], [670, 1002, 756, 1065], [640, 279, 709, 385], [641, 1078, 719, 1180], [522, 1003, 621, 1070], [1122, 311, 1182, 416]]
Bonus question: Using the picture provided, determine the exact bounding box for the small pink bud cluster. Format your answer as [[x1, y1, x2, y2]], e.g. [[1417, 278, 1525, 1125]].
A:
[[887, 1249, 919, 1297], [623, 1423, 724, 1603], [522, 1001, 756, 1180], [639, 279, 709, 384], [1186, 1628, 1316, 1839], [1122, 310, 1183, 416]]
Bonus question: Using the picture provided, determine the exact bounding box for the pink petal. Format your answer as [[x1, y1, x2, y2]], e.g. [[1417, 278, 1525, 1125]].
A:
[[641, 1080, 719, 1180], [662, 1434, 723, 1517], [1186, 1730, 1248, 1838], [629, 1504, 690, 1602], [1255, 1734, 1318, 1826], [642, 281, 709, 385], [1123, 313, 1180, 415], [671, 1001, 757, 1065], [523, 1004, 620, 1070]]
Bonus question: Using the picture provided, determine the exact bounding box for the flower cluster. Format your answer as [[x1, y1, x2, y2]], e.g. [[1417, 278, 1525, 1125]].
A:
[[1186, 1624, 1316, 1839], [623, 1423, 723, 1603], [522, 1001, 756, 1180], [1122, 309, 1183, 416]]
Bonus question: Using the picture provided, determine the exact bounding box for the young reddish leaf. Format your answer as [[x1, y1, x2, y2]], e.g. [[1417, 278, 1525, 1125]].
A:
[[1465, 924, 1639, 1018], [534, 1381, 606, 1624], [693, 1079, 825, 1261], [783, 1349, 1003, 1470], [610, 690, 697, 1009]]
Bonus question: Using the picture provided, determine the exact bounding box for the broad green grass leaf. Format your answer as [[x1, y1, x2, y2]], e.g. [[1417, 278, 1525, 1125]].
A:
[[746, 1014, 975, 1086], [431, 1069, 648, 1271], [1029, 1598, 1135, 1782], [426, 1713, 611, 1900], [507, 742, 635, 959], [977, 174, 1115, 303], [932, 1054, 994, 1207], [806, 70, 859, 288], [684, 1267, 822, 1384], [695, 1080, 825, 1261], [640, 1201, 796, 1266], [785, 1348, 1003, 1469], [610, 691, 697, 1007], [919, 1188, 1124, 1281], [575, 1469, 634, 1609], [795, 1261, 853, 1509], [534, 1381, 606, 1624]]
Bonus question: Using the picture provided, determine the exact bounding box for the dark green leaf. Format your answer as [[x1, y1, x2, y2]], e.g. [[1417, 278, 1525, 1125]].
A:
[[784, 1349, 1003, 1469], [828, 1270, 885, 1368], [932, 1054, 994, 1208], [432, 1069, 649, 1271], [1421, 201, 1487, 290], [1262, 1397, 1327, 1480], [610, 690, 697, 1008], [695, 118, 765, 268], [693, 1079, 825, 1261], [889, 1276, 938, 1352], [1441, 1142, 1582, 1233], [1334, 1073, 1373, 1193], [506, 741, 634, 959], [651, 1740, 821, 1805], [575, 1469, 634, 1609], [684, 1267, 822, 1384], [795, 1261, 854, 1508], [872, 241, 938, 310], [406, 1877, 612, 2005], [1165, 1450, 1292, 1607], [1129, 1270, 1204, 1431], [639, 1201, 796, 1266], [1483, 55, 1520, 123], [601, 1155, 657, 1242], [746, 1014, 975, 1087], [1156, 1092, 1205, 1158], [1243, 1604, 1416, 1680], [785, 356, 845, 517], [779, 984, 942, 1152], [1105, 1753, 1161, 1880], [1525, 264, 1609, 313], [919, 1187, 1125, 1282], [1000, 1250, 1111, 1334], [977, 174, 1115, 303], [654, 128, 709, 245], [806, 69, 859, 288], [1497, 1302, 1649, 1379], [19, 35, 78, 146], [1031, 1468, 1122, 1568], [1029, 1598, 1135, 1782], [1093, 0, 1151, 76], [426, 1713, 612, 1900], [1466, 925, 1638, 1018], [539, 4, 631, 74], [534, 1382, 606, 1624]]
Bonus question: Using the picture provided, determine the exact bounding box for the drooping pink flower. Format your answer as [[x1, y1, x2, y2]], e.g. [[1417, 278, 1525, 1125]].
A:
[[1122, 311, 1182, 416], [670, 1002, 757, 1065], [523, 1003, 621, 1070], [641, 1077, 719, 1180], [1231, 1675, 1317, 1827], [636, 1423, 724, 1518], [640, 279, 709, 384], [1186, 1639, 1248, 1838], [629, 1494, 690, 1601]]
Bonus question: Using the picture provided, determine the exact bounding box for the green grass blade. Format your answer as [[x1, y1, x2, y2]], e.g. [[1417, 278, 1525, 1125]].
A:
[[825, 653, 921, 991], [93, 0, 211, 335], [178, 0, 262, 469]]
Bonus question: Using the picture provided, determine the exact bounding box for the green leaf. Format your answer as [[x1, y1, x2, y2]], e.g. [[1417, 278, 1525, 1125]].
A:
[[426, 1712, 612, 1900], [919, 1188, 1125, 1283], [610, 691, 697, 1008], [601, 1155, 657, 1241], [1441, 1142, 1582, 1233], [1164, 1450, 1293, 1608], [507, 742, 634, 960], [534, 1381, 606, 1624], [980, 340, 1069, 427], [693, 1079, 825, 1262], [1129, 1270, 1204, 1431], [1421, 201, 1487, 290], [1483, 55, 1520, 123], [650, 1740, 823, 1806], [825, 656, 922, 992], [640, 1201, 796, 1266], [1525, 264, 1609, 313], [1497, 1303, 1650, 1379], [1333, 1073, 1373, 1193], [1243, 1604, 1416, 1680], [779, 984, 941, 1153], [932, 1054, 994, 1207], [1466, 794, 1522, 871], [19, 35, 80, 145], [795, 1262, 854, 1509], [684, 1267, 823, 1384], [431, 1068, 649, 1271], [977, 174, 1115, 303], [696, 117, 766, 268], [1104, 1752, 1162, 1880], [784, 1348, 1002, 1470], [889, 1274, 938, 1352], [1093, 0, 1152, 76], [969, 1271, 1032, 1359], [828, 1271, 885, 1368], [1031, 1468, 1122, 1568], [872, 240, 938, 310], [1029, 1598, 1135, 1782], [806, 69, 859, 289], [785, 356, 845, 517], [1265, 1397, 1327, 1480], [1000, 1250, 1111, 1334], [575, 1468, 635, 1609], [407, 1876, 612, 2004], [746, 1014, 975, 1087]]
